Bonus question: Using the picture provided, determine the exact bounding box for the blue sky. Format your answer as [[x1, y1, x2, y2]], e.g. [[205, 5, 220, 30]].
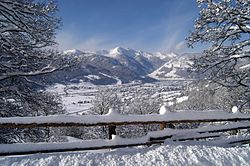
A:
[[56, 0, 201, 53]]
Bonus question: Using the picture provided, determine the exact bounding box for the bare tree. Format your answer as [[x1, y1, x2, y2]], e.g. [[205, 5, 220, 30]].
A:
[[176, 81, 241, 111], [91, 88, 122, 115], [117, 94, 162, 138], [127, 95, 161, 115], [187, 0, 250, 108]]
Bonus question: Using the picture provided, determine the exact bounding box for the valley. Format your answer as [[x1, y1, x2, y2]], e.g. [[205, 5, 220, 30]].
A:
[[47, 80, 189, 115], [45, 47, 196, 116], [47, 47, 197, 85]]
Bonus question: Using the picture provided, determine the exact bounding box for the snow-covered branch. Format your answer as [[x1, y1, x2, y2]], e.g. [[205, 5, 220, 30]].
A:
[[187, 0, 250, 107]]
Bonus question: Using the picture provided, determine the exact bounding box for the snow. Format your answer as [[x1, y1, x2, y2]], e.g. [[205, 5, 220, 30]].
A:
[[232, 106, 238, 113], [0, 135, 149, 155], [154, 52, 177, 59], [6, 99, 15, 102], [168, 101, 175, 106], [148, 58, 191, 81], [108, 47, 138, 58], [46, 81, 183, 115], [84, 75, 100, 80], [149, 121, 250, 141], [63, 49, 94, 56], [63, 49, 81, 55], [240, 64, 250, 69], [109, 47, 123, 55], [65, 136, 83, 142], [159, 105, 171, 115], [99, 72, 122, 85], [61, 94, 93, 113], [46, 83, 66, 94], [106, 108, 119, 116], [0, 109, 249, 126], [176, 96, 189, 103], [107, 47, 135, 58], [46, 83, 96, 114], [62, 49, 86, 56], [1, 143, 250, 165], [167, 52, 177, 58]]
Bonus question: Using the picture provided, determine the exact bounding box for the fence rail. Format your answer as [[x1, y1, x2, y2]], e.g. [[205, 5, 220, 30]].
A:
[[1, 108, 250, 156], [0, 109, 249, 128]]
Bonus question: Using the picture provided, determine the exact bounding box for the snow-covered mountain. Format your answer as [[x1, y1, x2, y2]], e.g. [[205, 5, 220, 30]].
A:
[[148, 54, 194, 80], [103, 47, 166, 75], [50, 47, 197, 85]]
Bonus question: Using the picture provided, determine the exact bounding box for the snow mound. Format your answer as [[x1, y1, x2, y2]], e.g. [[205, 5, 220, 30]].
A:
[[231, 106, 238, 113], [106, 108, 119, 116], [159, 105, 171, 115], [1, 143, 250, 165]]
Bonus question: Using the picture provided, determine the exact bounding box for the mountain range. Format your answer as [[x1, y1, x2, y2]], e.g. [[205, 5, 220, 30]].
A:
[[48, 47, 198, 85]]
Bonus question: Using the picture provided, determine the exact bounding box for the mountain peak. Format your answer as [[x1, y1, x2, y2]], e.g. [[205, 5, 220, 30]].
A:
[[110, 47, 129, 55]]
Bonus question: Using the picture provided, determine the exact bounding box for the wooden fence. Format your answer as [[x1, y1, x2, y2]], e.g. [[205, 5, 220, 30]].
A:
[[0, 108, 250, 156]]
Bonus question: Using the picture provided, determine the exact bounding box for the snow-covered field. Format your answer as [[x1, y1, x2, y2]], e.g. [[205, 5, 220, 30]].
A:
[[1, 143, 250, 166], [46, 81, 186, 115], [47, 82, 97, 114]]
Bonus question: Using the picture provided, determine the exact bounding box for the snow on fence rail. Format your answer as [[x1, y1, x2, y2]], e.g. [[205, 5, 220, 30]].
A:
[[1, 107, 250, 156], [0, 108, 250, 128]]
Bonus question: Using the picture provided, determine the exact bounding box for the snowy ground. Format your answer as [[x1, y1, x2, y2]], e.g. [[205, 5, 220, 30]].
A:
[[47, 82, 97, 114], [1, 143, 250, 166], [46, 81, 186, 115]]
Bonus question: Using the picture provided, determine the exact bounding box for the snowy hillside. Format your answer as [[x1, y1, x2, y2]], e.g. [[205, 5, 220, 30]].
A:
[[1, 143, 250, 165], [105, 47, 182, 75], [103, 47, 166, 75], [149, 54, 193, 80]]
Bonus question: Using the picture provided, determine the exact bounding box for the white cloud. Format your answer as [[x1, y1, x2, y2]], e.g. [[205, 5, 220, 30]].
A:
[[174, 40, 187, 52], [55, 31, 77, 51], [155, 11, 195, 53], [76, 38, 107, 51], [159, 31, 181, 52], [55, 31, 113, 51]]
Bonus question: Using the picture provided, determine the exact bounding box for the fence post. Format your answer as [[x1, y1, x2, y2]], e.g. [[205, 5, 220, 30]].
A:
[[160, 122, 167, 130], [108, 125, 116, 139], [160, 122, 175, 130], [159, 105, 176, 130]]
